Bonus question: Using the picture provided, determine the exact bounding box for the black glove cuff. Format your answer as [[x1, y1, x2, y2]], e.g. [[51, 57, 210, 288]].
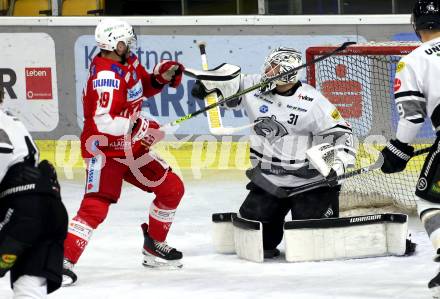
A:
[[387, 139, 414, 161], [151, 74, 165, 89]]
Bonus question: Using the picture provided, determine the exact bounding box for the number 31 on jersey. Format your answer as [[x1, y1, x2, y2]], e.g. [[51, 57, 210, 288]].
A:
[[288, 113, 299, 125]]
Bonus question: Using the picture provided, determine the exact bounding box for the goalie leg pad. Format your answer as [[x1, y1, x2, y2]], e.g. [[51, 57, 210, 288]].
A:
[[232, 214, 264, 263], [284, 213, 409, 262], [211, 213, 236, 254]]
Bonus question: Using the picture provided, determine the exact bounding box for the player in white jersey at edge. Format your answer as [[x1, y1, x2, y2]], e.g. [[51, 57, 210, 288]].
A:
[[379, 0, 440, 296], [0, 88, 68, 298], [191, 47, 356, 257]]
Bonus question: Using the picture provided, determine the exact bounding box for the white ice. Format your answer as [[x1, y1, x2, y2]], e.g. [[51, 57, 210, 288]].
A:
[[0, 171, 436, 299]]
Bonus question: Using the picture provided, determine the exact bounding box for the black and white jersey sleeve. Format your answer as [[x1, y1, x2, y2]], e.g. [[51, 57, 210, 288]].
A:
[[394, 37, 440, 143], [0, 110, 39, 183]]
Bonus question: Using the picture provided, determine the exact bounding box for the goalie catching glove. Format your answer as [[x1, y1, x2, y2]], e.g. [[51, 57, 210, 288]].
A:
[[306, 143, 354, 186], [380, 139, 414, 174], [186, 63, 241, 105]]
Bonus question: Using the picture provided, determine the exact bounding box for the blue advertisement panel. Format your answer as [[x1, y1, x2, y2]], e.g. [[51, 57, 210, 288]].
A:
[[74, 35, 365, 135]]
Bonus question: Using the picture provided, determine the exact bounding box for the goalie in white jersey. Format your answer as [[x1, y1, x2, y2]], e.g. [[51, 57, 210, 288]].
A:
[[379, 0, 440, 296], [191, 48, 356, 256]]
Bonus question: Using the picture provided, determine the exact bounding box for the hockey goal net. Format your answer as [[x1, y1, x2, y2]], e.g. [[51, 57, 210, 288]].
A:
[[306, 42, 434, 215]]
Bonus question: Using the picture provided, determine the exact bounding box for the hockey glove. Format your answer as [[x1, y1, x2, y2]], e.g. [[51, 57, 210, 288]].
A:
[[131, 117, 164, 148], [326, 158, 346, 187], [153, 60, 184, 88], [380, 139, 414, 174], [38, 160, 61, 197]]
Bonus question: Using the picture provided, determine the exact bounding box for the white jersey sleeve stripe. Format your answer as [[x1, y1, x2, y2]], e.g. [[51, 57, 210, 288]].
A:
[[394, 90, 425, 100]]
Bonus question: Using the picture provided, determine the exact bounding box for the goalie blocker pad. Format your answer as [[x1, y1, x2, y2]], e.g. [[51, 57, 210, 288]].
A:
[[186, 63, 241, 101], [184, 63, 241, 81], [284, 213, 413, 262]]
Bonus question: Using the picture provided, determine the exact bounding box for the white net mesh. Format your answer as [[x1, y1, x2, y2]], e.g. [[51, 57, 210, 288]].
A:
[[306, 42, 434, 214]]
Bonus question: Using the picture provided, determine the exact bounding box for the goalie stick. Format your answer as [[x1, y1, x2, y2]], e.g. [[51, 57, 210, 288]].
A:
[[161, 41, 356, 130], [279, 146, 432, 198], [196, 41, 257, 135]]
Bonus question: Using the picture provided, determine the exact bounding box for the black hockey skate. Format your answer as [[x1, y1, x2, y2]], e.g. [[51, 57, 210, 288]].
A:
[[264, 248, 281, 259], [141, 223, 183, 269], [429, 270, 440, 298], [62, 259, 77, 286]]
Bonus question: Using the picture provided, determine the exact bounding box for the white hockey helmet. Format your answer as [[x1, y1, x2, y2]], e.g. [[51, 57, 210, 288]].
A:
[[95, 18, 137, 51], [260, 47, 302, 93]]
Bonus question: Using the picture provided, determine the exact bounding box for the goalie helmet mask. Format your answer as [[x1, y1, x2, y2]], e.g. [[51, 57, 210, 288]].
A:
[[412, 0, 440, 39], [259, 47, 302, 94]]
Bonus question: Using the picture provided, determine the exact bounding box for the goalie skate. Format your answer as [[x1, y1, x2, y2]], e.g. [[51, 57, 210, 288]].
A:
[[141, 223, 183, 269], [61, 259, 77, 287]]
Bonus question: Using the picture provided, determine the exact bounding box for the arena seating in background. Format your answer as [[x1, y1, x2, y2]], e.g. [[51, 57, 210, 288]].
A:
[[62, 0, 104, 16], [12, 0, 51, 16]]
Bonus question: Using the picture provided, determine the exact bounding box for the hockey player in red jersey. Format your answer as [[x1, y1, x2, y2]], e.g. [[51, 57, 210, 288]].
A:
[[62, 19, 185, 285]]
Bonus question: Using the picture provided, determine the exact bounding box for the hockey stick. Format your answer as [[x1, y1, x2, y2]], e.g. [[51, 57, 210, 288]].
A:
[[162, 41, 356, 130], [280, 146, 432, 198], [196, 41, 259, 135], [197, 41, 225, 135]]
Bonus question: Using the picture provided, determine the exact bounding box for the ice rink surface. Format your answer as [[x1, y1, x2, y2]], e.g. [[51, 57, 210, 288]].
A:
[[0, 170, 436, 299]]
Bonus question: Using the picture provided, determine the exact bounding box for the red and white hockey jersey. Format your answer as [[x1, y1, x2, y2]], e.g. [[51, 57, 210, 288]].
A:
[[81, 53, 163, 158]]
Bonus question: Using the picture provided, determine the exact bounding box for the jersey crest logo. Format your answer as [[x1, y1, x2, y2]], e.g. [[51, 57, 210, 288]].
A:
[[259, 105, 269, 113], [254, 115, 288, 143], [331, 109, 342, 120], [396, 61, 405, 73]]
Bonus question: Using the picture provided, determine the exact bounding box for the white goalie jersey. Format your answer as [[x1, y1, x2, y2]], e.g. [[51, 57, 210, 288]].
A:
[[227, 74, 356, 187], [394, 36, 440, 143]]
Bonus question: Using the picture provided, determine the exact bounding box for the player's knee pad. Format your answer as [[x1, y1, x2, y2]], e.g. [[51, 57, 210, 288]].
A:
[[76, 196, 111, 228], [153, 172, 184, 209], [418, 197, 440, 251]]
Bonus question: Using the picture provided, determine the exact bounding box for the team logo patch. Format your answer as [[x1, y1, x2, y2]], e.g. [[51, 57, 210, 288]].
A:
[[396, 61, 405, 73], [431, 180, 440, 194], [393, 78, 401, 92], [417, 177, 428, 191], [259, 105, 269, 113], [331, 109, 342, 120], [0, 254, 17, 269], [1, 254, 16, 264]]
